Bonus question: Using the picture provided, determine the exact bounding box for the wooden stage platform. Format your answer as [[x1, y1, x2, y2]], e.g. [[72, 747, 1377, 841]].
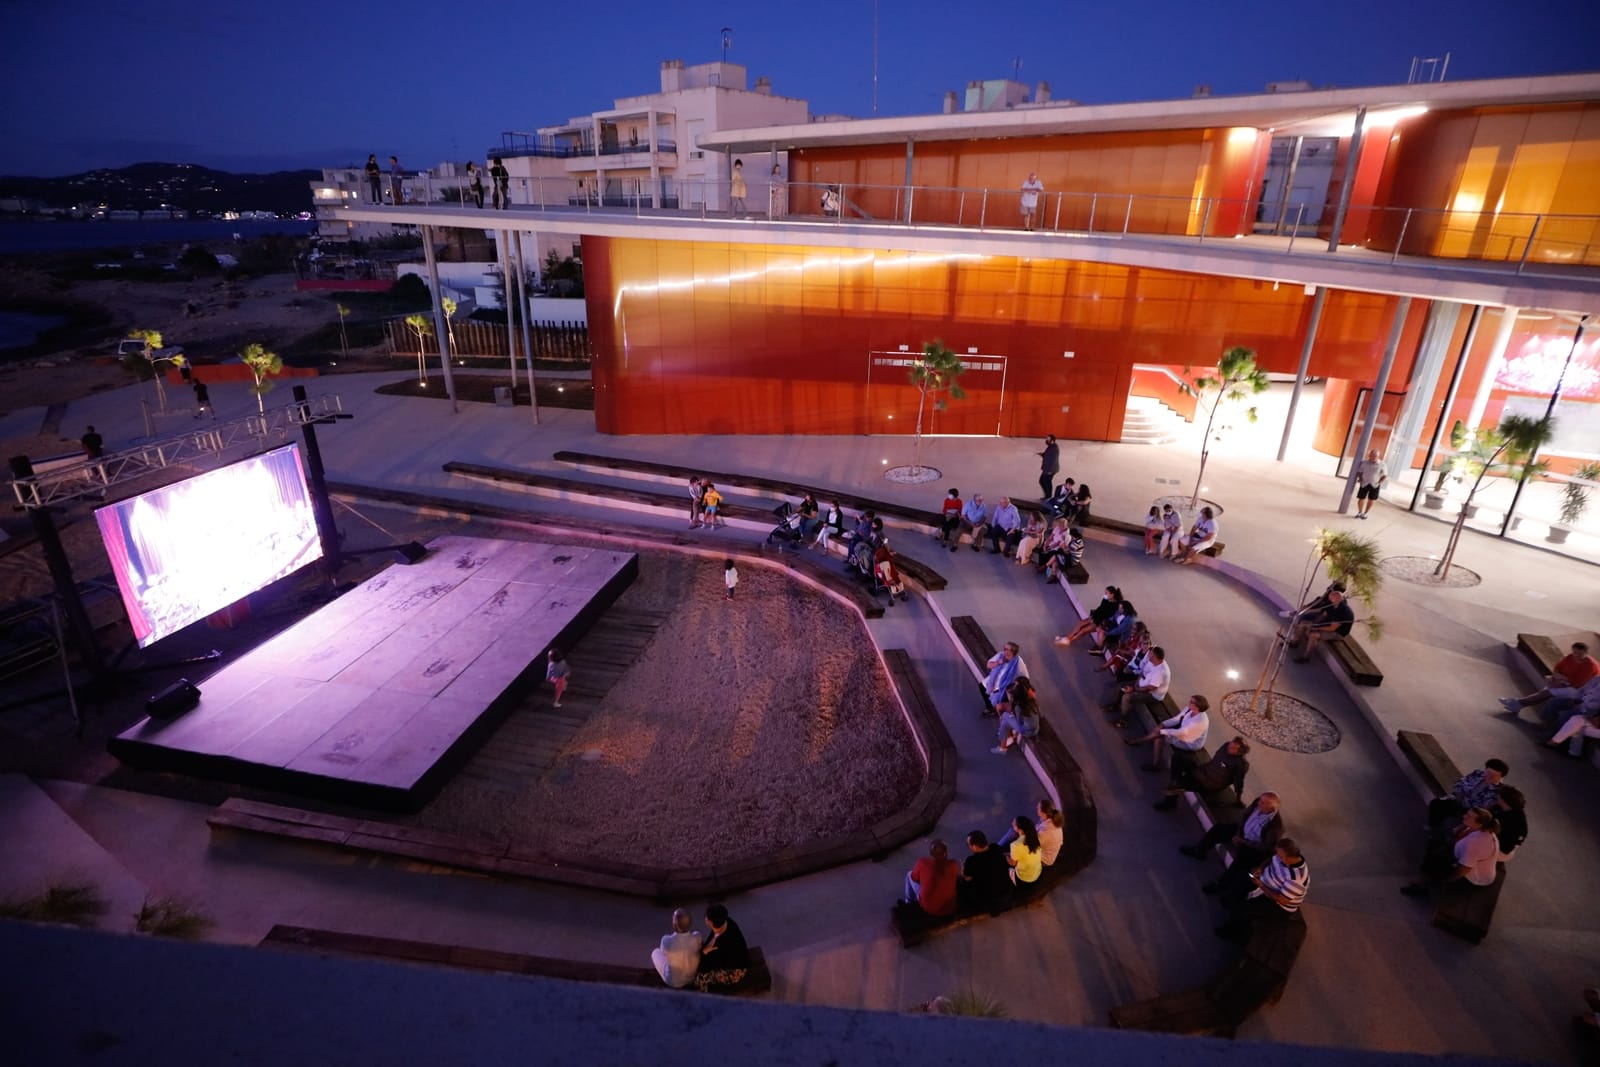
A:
[[110, 536, 638, 810]]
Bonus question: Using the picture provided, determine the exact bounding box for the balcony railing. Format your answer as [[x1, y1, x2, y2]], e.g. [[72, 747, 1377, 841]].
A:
[[350, 174, 1600, 276]]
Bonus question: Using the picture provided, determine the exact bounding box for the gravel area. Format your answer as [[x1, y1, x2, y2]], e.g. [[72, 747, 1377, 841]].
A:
[[1379, 555, 1482, 588], [1219, 689, 1342, 754], [409, 546, 924, 868]]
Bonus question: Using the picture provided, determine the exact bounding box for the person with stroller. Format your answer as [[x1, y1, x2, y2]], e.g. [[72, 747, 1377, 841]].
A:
[[874, 537, 910, 603], [766, 502, 806, 551], [795, 492, 821, 540]]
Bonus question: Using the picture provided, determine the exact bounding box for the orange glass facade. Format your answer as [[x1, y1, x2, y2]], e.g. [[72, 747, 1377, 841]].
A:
[[588, 236, 1403, 438], [1354, 103, 1600, 265], [790, 127, 1267, 237]]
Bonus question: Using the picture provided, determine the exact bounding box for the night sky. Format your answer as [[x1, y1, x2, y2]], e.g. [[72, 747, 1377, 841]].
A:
[[5, 0, 1598, 176]]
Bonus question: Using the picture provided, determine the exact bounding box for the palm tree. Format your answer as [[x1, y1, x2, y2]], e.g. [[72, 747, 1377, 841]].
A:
[[238, 343, 283, 414], [441, 296, 459, 359], [907, 340, 966, 475], [404, 314, 434, 383], [125, 328, 187, 412], [335, 303, 351, 361], [1179, 346, 1270, 508], [1435, 414, 1554, 579], [1250, 528, 1382, 718]]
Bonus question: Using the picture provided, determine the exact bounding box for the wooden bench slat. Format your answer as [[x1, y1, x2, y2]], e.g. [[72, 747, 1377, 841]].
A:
[[1396, 730, 1463, 798], [1431, 863, 1506, 945], [1326, 635, 1382, 686]]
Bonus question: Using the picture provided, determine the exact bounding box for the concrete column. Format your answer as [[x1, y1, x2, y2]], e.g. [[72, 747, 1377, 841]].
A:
[[1339, 296, 1411, 513], [1276, 284, 1327, 461], [1465, 307, 1519, 431], [420, 226, 458, 412], [904, 138, 915, 223], [1326, 106, 1366, 251], [647, 109, 659, 209], [514, 231, 539, 424], [496, 230, 517, 389]]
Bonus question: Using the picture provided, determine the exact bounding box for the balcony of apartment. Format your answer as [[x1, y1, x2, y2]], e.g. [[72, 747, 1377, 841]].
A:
[[336, 174, 1600, 312]]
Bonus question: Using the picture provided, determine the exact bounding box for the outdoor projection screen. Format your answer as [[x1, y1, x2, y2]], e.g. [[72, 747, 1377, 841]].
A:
[[95, 444, 323, 648]]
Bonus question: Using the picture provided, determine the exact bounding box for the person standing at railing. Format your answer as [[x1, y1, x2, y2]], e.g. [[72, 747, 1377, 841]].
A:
[[1020, 172, 1044, 231], [466, 161, 485, 209], [388, 156, 404, 205], [768, 163, 786, 219], [365, 155, 382, 204], [730, 159, 748, 218], [490, 158, 510, 209]]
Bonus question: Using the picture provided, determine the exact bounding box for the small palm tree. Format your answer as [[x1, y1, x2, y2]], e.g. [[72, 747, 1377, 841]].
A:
[[125, 327, 187, 412], [1436, 414, 1554, 579], [404, 314, 434, 383], [336, 303, 351, 361], [1180, 346, 1270, 509], [907, 340, 966, 475], [238, 343, 283, 414], [441, 296, 459, 358], [1250, 528, 1382, 717]]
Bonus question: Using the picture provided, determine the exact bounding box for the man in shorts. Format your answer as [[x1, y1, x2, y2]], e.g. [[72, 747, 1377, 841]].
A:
[[1355, 449, 1387, 519]]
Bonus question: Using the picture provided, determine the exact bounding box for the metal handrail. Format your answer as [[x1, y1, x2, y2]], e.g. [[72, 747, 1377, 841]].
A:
[[334, 173, 1600, 273]]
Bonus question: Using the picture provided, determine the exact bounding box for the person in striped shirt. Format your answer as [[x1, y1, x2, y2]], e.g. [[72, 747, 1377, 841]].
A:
[[1216, 838, 1309, 940]]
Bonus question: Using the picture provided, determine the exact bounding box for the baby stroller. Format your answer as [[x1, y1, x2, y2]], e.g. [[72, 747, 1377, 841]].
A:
[[846, 530, 880, 584], [766, 502, 806, 552]]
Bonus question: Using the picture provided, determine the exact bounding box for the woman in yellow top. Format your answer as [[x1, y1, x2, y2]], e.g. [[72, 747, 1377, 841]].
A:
[[1007, 814, 1043, 884], [730, 160, 748, 218]]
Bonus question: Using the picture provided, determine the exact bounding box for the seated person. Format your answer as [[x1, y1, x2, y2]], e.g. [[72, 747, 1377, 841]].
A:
[[1173, 507, 1218, 564], [1427, 758, 1508, 829], [1122, 689, 1207, 774], [936, 489, 962, 546], [997, 798, 1064, 867], [958, 830, 1013, 914], [992, 676, 1041, 754], [1401, 807, 1500, 898], [874, 539, 909, 602], [952, 493, 988, 551], [980, 642, 1028, 716], [1500, 641, 1599, 713], [814, 499, 845, 550], [1056, 585, 1122, 647], [1013, 512, 1047, 565], [986, 496, 1022, 555], [1143, 506, 1162, 554], [1044, 478, 1076, 519], [1493, 786, 1527, 862], [902, 839, 961, 918], [1536, 673, 1600, 729], [1288, 588, 1355, 661], [1215, 838, 1309, 940], [846, 508, 879, 546], [1063, 483, 1093, 526], [1182, 791, 1282, 899], [1158, 503, 1183, 559], [1547, 709, 1600, 756], [1284, 580, 1344, 620], [650, 908, 704, 989], [1155, 735, 1251, 811], [1105, 646, 1170, 725], [795, 492, 820, 539], [1033, 519, 1070, 574], [1089, 600, 1138, 655], [1043, 526, 1085, 582], [1096, 621, 1151, 677], [693, 904, 751, 992], [1005, 815, 1044, 886]]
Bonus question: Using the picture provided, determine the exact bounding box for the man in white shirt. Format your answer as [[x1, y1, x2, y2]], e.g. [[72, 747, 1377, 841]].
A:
[[1019, 173, 1044, 230], [1125, 692, 1209, 773], [1354, 448, 1387, 519], [650, 908, 704, 989], [1107, 647, 1171, 727]]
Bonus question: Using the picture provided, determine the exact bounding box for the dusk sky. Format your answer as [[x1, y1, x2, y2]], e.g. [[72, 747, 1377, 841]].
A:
[[5, 0, 1598, 176]]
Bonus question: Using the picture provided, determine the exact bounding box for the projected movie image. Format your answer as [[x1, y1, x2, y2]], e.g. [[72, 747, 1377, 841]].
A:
[[95, 444, 323, 648]]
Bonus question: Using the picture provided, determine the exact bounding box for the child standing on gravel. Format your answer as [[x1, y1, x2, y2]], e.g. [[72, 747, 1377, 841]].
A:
[[546, 649, 570, 708], [724, 559, 739, 600]]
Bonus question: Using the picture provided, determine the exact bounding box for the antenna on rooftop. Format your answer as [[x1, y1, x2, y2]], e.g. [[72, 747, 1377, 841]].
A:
[[872, 0, 880, 115], [721, 27, 732, 63], [1407, 52, 1450, 84]]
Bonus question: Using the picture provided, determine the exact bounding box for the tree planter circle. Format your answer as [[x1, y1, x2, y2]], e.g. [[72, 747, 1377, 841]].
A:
[[1379, 555, 1482, 588], [1219, 690, 1341, 754], [885, 465, 943, 485], [1152, 494, 1225, 519]]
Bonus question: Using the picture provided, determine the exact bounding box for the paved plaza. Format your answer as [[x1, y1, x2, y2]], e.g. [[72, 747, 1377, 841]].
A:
[[3, 369, 1598, 1063]]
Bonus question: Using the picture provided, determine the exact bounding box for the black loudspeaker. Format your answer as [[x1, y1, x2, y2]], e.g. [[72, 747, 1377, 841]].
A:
[[394, 541, 429, 564], [147, 679, 201, 719]]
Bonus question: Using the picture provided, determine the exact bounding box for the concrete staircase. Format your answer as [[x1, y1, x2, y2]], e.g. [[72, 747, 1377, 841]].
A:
[[1120, 395, 1186, 445]]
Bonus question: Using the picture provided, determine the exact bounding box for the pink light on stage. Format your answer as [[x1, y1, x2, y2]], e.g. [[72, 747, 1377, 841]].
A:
[[95, 444, 324, 648]]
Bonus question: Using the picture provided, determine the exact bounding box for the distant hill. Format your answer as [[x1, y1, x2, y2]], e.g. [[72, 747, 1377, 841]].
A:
[[0, 162, 318, 216]]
